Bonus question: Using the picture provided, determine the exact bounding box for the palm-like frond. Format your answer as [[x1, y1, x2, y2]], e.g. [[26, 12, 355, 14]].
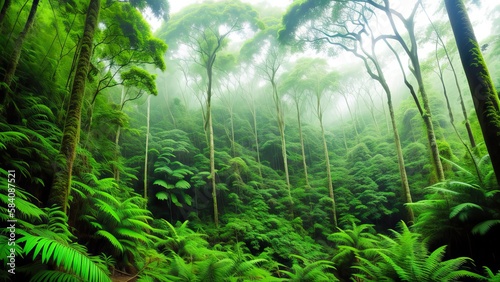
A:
[[281, 255, 337, 282], [18, 233, 110, 282], [355, 221, 481, 282]]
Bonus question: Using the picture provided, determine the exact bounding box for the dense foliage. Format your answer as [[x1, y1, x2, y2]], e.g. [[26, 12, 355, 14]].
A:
[[1, 0, 499, 281]]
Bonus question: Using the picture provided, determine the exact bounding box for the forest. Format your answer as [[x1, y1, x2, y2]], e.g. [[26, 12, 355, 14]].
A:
[[0, 0, 500, 281]]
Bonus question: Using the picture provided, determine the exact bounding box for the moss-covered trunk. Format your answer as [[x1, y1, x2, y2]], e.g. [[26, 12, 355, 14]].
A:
[[49, 0, 100, 214], [381, 81, 414, 224], [445, 0, 500, 185]]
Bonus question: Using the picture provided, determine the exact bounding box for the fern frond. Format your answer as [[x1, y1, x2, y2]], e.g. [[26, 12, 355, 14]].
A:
[[19, 234, 110, 282], [175, 180, 191, 189], [472, 220, 500, 235], [96, 230, 124, 253], [449, 203, 483, 220], [95, 199, 121, 223], [154, 179, 175, 189]]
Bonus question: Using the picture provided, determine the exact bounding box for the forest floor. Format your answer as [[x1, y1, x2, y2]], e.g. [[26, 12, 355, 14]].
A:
[[111, 271, 136, 282]]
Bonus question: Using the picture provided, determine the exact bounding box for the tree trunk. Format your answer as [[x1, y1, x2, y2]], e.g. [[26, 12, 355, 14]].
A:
[[144, 95, 151, 207], [421, 3, 477, 149], [445, 0, 500, 185], [0, 0, 39, 104], [413, 58, 446, 182], [207, 62, 218, 228], [113, 87, 127, 184], [381, 0, 445, 182], [342, 92, 359, 142], [208, 104, 218, 227], [49, 0, 100, 214], [272, 80, 292, 205], [295, 100, 310, 188], [381, 81, 414, 224], [251, 101, 263, 178], [319, 115, 337, 228]]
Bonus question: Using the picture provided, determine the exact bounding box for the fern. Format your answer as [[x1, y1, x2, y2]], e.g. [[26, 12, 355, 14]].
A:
[[281, 254, 337, 281], [18, 232, 110, 282], [354, 221, 482, 282]]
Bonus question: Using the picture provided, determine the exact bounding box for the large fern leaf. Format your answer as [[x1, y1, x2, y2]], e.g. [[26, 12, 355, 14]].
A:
[[19, 234, 111, 282]]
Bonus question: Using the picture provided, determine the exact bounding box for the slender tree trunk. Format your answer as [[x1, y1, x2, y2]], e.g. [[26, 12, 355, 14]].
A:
[[413, 56, 446, 182], [208, 105, 218, 227], [229, 106, 236, 157], [381, 81, 414, 224], [342, 92, 359, 142], [207, 64, 218, 228], [49, 0, 100, 214], [272, 80, 292, 204], [363, 88, 380, 134], [113, 87, 126, 183], [381, 0, 445, 182], [295, 100, 310, 188], [349, 37, 415, 223], [144, 95, 151, 207], [319, 114, 337, 228], [251, 104, 262, 179], [0, 0, 39, 104], [421, 2, 477, 148], [445, 0, 500, 185]]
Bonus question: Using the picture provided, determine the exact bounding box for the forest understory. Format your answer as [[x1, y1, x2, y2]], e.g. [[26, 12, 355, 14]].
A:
[[1, 0, 500, 281]]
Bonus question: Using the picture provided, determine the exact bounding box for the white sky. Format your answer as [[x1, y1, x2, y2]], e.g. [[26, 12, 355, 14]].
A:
[[146, 0, 496, 42]]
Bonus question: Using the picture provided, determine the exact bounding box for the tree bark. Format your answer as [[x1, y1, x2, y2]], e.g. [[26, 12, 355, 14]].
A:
[[319, 114, 337, 228], [113, 87, 126, 184], [380, 80, 414, 224], [295, 100, 310, 188], [207, 59, 218, 228], [445, 0, 500, 185], [250, 100, 263, 178], [272, 79, 292, 205], [144, 95, 151, 207], [421, 2, 477, 148], [379, 0, 445, 182], [0, 0, 39, 103], [49, 0, 100, 214]]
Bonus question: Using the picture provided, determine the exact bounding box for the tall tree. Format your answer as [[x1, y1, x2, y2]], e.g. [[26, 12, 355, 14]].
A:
[[48, 0, 168, 213], [240, 16, 293, 210], [144, 94, 151, 207], [49, 0, 101, 214], [420, 1, 477, 149], [445, 0, 500, 185], [158, 0, 262, 227], [300, 58, 338, 228], [279, 0, 415, 223], [355, 0, 445, 182], [281, 66, 311, 188]]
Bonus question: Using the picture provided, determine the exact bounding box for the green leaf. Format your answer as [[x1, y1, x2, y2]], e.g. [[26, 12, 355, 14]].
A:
[[175, 179, 191, 189], [156, 191, 169, 200], [171, 194, 182, 207], [154, 179, 175, 189]]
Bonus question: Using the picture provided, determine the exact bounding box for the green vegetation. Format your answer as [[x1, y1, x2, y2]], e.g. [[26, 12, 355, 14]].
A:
[[0, 0, 499, 281]]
